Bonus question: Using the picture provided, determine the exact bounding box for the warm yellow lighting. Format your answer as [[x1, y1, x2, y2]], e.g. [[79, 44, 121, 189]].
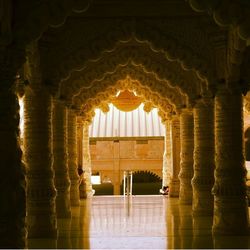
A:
[[115, 90, 121, 97], [111, 90, 142, 112], [18, 98, 24, 139]]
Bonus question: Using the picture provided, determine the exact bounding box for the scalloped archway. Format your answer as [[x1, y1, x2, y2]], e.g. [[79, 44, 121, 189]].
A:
[[76, 78, 175, 123], [71, 66, 187, 109], [42, 20, 215, 87]]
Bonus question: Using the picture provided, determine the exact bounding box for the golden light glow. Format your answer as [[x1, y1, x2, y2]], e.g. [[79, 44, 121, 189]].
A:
[[111, 90, 142, 112]]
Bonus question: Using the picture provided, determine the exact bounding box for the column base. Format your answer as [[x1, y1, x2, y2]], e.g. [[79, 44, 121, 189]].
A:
[[192, 190, 213, 216], [169, 179, 180, 197], [179, 184, 192, 204], [27, 214, 57, 238], [70, 187, 80, 206], [56, 210, 72, 218], [0, 217, 27, 249], [28, 227, 58, 239], [212, 196, 249, 235], [192, 216, 213, 249], [56, 196, 72, 218], [87, 190, 95, 197]]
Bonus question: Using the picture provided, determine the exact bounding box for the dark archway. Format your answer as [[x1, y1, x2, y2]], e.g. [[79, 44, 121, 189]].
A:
[[121, 171, 162, 195]]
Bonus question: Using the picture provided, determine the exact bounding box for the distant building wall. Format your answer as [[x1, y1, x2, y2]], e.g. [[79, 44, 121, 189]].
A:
[[90, 136, 164, 194]]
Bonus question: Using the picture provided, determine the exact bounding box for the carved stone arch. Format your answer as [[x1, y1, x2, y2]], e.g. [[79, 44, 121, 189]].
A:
[[75, 79, 175, 122], [62, 60, 197, 103], [132, 171, 162, 183], [73, 77, 180, 111], [71, 67, 187, 109], [43, 20, 214, 86], [59, 44, 204, 101], [134, 19, 215, 80]]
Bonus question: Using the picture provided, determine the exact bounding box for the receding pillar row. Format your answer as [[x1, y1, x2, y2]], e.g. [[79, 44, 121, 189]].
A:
[[179, 109, 194, 204], [82, 122, 93, 196], [24, 86, 57, 238], [52, 100, 71, 217], [192, 98, 214, 216], [169, 116, 180, 197], [212, 85, 249, 235], [68, 109, 80, 206]]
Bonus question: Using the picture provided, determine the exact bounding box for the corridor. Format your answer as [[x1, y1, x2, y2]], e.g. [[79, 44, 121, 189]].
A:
[[28, 196, 250, 249]]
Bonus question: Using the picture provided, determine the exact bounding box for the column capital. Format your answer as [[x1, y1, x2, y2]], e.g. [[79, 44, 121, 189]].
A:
[[215, 81, 245, 97], [180, 107, 193, 115], [194, 96, 214, 109]]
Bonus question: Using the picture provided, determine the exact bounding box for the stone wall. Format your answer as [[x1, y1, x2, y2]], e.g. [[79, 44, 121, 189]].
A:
[[89, 137, 164, 194]]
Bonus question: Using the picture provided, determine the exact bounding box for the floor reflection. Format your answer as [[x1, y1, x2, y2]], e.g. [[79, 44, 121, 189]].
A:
[[27, 195, 250, 249]]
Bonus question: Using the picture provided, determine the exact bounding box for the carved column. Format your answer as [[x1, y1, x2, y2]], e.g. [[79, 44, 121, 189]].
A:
[[82, 121, 93, 196], [52, 100, 71, 217], [192, 98, 215, 215], [162, 120, 171, 187], [212, 85, 249, 235], [68, 109, 80, 206], [24, 86, 57, 238], [179, 109, 194, 204], [0, 70, 26, 248], [77, 119, 83, 170], [169, 116, 180, 197]]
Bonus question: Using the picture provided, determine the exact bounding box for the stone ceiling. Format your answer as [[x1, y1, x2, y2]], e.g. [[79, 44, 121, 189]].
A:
[[15, 0, 250, 119]]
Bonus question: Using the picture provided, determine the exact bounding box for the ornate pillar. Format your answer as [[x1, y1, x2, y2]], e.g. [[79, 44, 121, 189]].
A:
[[162, 120, 171, 187], [24, 86, 57, 238], [68, 109, 80, 206], [179, 109, 194, 204], [77, 119, 83, 170], [52, 100, 71, 217], [169, 116, 180, 197], [0, 68, 26, 248], [82, 121, 93, 196], [192, 98, 214, 215], [212, 85, 249, 235]]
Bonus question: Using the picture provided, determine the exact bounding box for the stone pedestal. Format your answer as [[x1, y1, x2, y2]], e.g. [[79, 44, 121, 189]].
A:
[[0, 75, 26, 248], [162, 120, 172, 187], [169, 117, 180, 197], [82, 122, 93, 196], [68, 109, 80, 206], [192, 98, 214, 216], [212, 85, 249, 235], [52, 100, 71, 218], [24, 86, 57, 238], [179, 109, 194, 204]]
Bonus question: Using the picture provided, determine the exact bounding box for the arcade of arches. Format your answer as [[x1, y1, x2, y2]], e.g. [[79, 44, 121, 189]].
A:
[[1, 0, 250, 248]]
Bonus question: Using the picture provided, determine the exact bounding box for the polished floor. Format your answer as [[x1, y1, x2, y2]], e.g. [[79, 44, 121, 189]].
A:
[[28, 195, 250, 249]]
